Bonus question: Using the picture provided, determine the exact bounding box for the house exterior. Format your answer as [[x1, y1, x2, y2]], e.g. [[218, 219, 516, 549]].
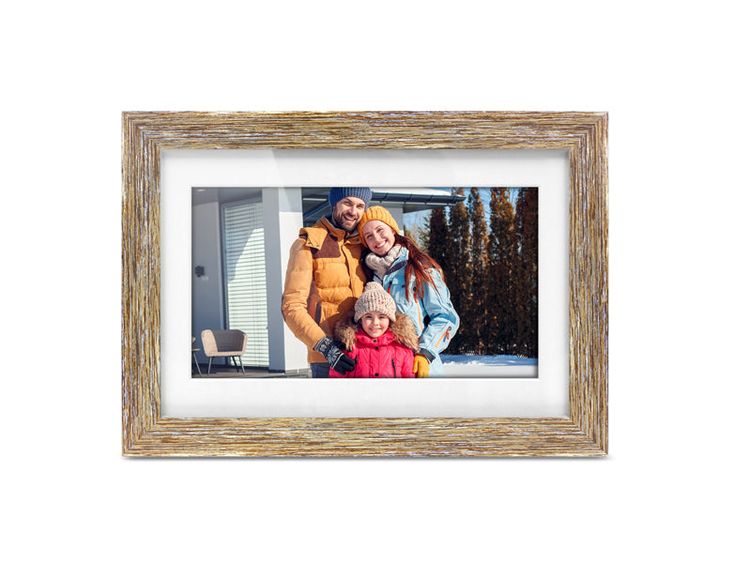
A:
[[192, 187, 460, 373]]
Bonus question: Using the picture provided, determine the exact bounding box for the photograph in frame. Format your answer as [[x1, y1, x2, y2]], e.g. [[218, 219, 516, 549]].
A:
[[191, 186, 538, 380]]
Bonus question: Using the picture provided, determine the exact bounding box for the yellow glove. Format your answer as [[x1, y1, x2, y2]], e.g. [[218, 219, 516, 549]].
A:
[[413, 355, 430, 378]]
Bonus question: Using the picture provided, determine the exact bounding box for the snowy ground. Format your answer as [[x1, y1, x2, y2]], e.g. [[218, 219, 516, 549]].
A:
[[438, 355, 538, 378]]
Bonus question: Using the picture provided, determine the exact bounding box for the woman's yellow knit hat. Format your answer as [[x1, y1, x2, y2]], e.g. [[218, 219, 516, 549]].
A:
[[357, 206, 401, 245]]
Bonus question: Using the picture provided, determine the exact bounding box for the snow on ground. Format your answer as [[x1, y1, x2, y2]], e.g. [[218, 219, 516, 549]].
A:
[[438, 355, 538, 378]]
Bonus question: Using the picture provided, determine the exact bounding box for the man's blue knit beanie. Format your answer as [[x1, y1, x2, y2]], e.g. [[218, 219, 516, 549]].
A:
[[328, 187, 373, 208]]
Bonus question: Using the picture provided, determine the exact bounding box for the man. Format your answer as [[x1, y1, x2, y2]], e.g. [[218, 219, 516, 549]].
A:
[[282, 187, 373, 377]]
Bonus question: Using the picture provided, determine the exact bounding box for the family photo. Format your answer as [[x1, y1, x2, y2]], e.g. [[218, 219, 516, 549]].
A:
[[191, 186, 538, 378]]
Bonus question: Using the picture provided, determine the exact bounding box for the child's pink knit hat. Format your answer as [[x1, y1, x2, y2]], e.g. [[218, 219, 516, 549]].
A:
[[354, 282, 396, 322]]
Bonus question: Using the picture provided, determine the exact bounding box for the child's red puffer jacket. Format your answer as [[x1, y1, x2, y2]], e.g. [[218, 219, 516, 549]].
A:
[[329, 313, 419, 378]]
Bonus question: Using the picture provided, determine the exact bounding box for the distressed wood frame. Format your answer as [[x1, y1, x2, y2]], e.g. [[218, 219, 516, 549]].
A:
[[122, 111, 608, 457]]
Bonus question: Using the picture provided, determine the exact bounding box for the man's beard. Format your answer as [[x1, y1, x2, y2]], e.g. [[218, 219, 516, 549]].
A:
[[333, 213, 358, 232]]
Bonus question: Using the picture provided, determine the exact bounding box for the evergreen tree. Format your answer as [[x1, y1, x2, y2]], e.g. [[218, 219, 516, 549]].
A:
[[487, 188, 517, 354], [446, 188, 471, 353], [467, 188, 489, 354], [418, 215, 431, 252], [415, 216, 430, 252], [427, 207, 450, 271], [515, 188, 539, 357]]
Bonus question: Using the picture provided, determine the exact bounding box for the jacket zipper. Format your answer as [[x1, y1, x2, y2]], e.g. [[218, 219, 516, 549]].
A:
[[392, 359, 397, 378]]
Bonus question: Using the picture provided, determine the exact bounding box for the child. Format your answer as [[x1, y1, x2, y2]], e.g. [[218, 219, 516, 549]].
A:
[[329, 282, 419, 378]]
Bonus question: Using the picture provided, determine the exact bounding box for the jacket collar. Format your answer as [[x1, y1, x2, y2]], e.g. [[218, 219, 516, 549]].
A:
[[355, 327, 395, 346], [384, 246, 409, 278], [317, 216, 361, 243]]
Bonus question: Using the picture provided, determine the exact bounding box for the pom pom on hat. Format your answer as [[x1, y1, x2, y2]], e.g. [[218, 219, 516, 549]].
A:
[[354, 282, 396, 322]]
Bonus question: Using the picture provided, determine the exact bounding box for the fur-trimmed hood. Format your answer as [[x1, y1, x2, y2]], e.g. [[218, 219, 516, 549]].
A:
[[334, 312, 419, 353]]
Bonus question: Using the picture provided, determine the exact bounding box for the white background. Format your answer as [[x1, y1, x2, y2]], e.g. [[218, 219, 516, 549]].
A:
[[2, 2, 733, 562]]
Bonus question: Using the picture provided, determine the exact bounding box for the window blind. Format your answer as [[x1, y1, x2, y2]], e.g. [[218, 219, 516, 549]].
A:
[[222, 201, 269, 367]]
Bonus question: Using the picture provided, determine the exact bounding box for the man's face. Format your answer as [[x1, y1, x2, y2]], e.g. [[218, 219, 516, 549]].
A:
[[332, 197, 366, 232]]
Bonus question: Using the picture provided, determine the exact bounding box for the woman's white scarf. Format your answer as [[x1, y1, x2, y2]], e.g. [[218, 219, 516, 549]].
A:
[[365, 244, 403, 281]]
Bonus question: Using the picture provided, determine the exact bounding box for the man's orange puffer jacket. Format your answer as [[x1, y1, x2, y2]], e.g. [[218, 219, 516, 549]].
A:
[[281, 217, 367, 364]]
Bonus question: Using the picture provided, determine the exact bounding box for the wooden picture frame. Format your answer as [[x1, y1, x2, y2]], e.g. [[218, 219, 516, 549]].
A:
[[122, 111, 608, 457]]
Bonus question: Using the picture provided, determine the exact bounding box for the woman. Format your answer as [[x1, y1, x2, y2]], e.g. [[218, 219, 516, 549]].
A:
[[357, 206, 459, 376]]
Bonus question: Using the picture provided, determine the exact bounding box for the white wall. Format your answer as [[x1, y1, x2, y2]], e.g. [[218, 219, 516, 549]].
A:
[[191, 200, 224, 357], [262, 187, 309, 371], [4, 3, 733, 563]]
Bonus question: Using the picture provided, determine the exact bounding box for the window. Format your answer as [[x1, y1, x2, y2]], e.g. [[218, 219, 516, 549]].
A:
[[222, 201, 269, 367]]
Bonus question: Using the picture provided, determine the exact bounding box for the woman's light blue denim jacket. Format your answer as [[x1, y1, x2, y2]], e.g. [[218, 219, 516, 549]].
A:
[[372, 246, 460, 375]]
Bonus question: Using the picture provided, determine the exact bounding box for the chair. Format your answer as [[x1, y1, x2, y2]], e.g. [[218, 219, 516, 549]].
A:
[[192, 337, 202, 375], [200, 329, 248, 375]]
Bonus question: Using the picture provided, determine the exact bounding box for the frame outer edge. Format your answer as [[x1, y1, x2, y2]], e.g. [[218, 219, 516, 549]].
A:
[[122, 111, 609, 457]]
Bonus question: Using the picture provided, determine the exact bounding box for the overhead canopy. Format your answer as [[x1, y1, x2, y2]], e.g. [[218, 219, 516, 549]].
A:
[[302, 187, 464, 225]]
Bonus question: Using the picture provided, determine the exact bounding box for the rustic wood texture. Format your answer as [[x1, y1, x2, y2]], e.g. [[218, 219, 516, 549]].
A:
[[122, 111, 608, 457]]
